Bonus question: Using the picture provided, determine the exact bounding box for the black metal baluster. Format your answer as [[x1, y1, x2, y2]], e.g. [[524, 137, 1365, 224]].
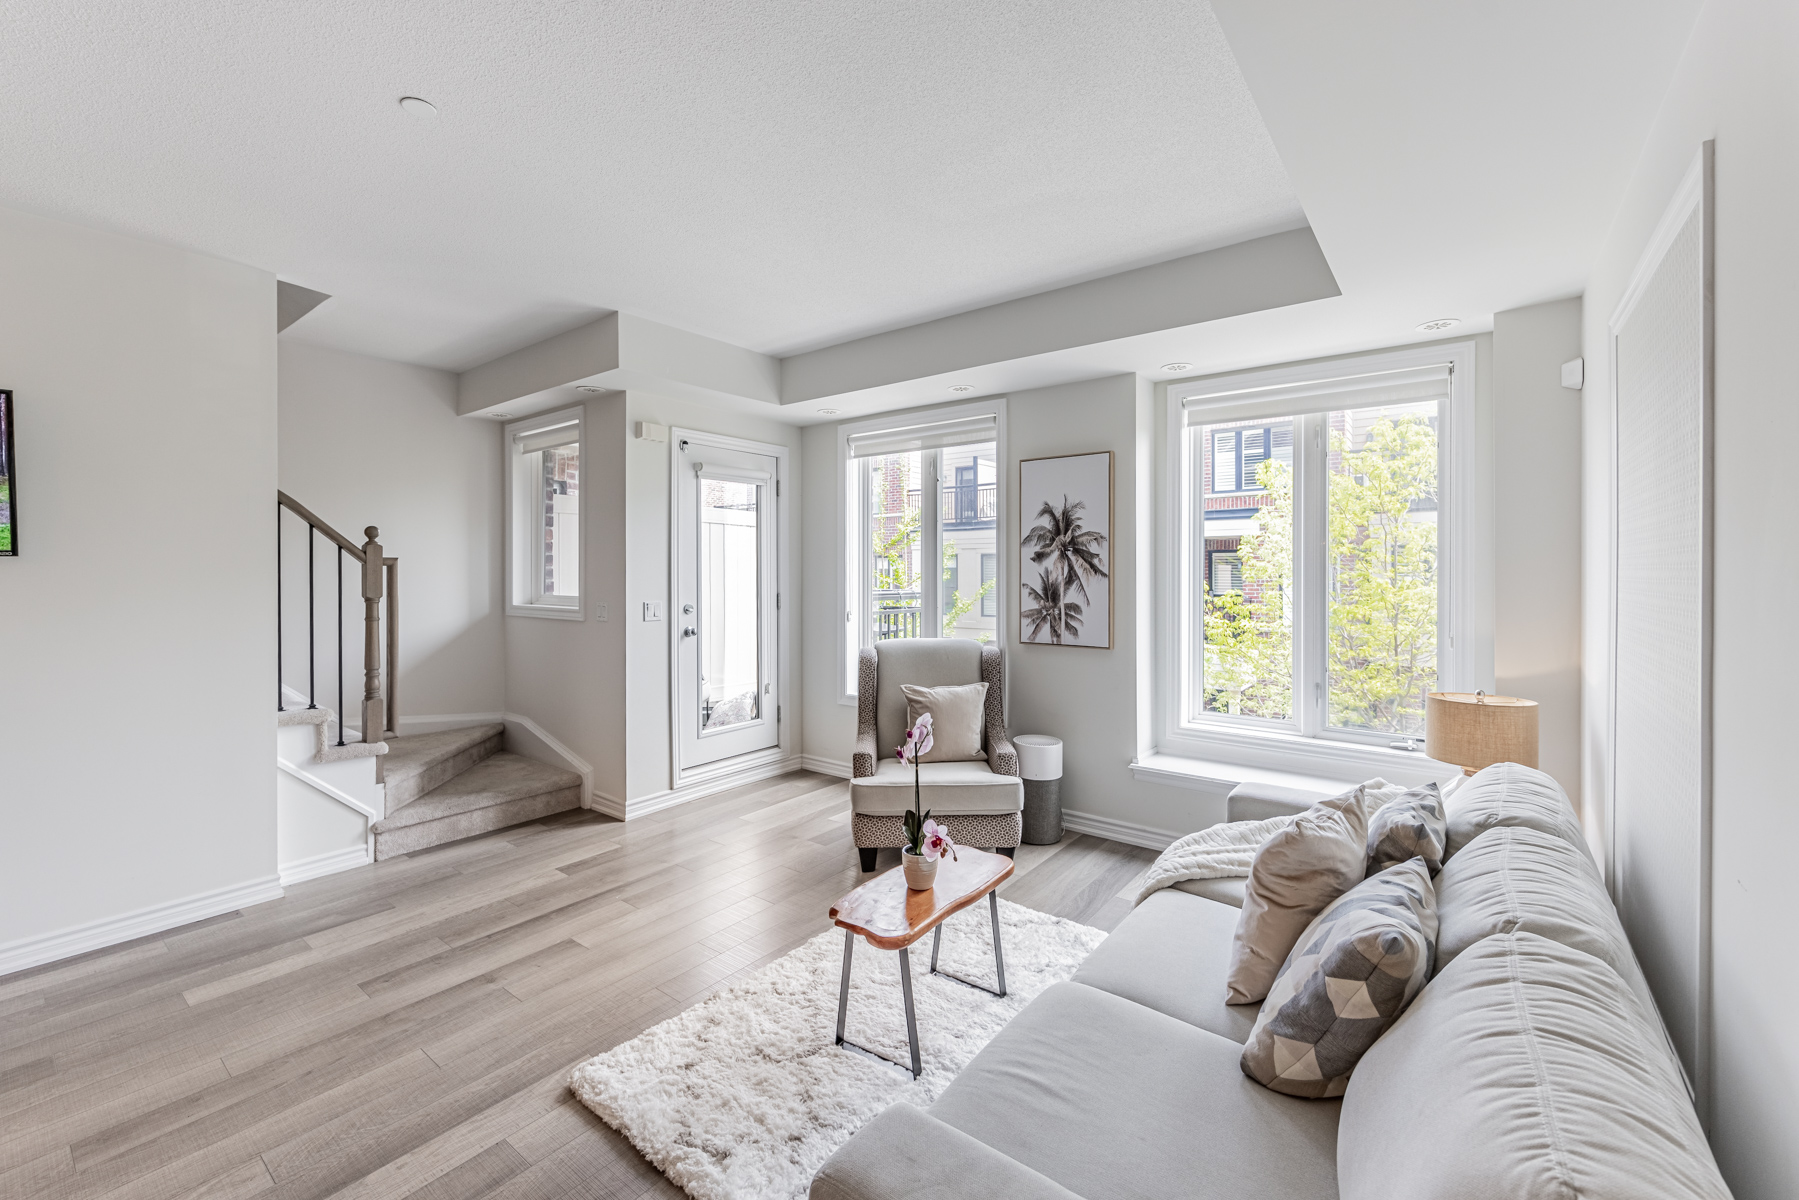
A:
[[276, 502, 284, 712], [307, 524, 317, 709], [336, 547, 346, 746]]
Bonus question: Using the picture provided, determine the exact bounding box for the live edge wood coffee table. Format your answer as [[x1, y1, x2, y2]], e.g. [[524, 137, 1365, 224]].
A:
[[828, 848, 1014, 1078]]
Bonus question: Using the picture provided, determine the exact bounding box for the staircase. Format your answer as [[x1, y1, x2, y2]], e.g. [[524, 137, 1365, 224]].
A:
[[372, 723, 584, 859]]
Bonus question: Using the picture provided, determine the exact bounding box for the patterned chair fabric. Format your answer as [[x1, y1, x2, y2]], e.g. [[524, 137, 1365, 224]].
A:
[[851, 640, 1021, 854]]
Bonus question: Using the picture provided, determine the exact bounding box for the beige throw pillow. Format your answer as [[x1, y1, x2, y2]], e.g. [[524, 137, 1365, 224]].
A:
[[1225, 785, 1375, 1004], [901, 682, 988, 763]]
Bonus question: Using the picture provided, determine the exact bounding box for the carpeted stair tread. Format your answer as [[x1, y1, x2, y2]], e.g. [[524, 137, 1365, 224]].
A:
[[374, 751, 582, 832], [382, 723, 505, 808]]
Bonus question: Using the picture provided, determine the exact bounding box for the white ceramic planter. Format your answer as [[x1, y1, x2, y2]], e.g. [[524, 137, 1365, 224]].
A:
[[901, 850, 938, 890]]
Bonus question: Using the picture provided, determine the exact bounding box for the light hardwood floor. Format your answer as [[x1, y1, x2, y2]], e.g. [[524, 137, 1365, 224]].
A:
[[0, 771, 1155, 1200]]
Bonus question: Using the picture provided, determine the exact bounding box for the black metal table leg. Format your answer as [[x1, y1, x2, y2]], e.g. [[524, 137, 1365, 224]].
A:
[[930, 925, 943, 973], [989, 889, 1007, 997], [834, 928, 854, 1046], [898, 946, 922, 1079]]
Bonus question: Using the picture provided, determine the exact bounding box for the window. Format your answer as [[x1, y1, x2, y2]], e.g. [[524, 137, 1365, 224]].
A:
[[506, 407, 583, 619], [1164, 344, 1477, 762], [838, 402, 1006, 700]]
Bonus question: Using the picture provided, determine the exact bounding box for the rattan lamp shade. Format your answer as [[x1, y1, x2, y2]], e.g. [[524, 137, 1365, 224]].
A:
[[1425, 692, 1539, 774]]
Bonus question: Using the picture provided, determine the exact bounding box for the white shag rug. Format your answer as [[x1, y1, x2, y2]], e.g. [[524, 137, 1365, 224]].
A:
[[568, 898, 1104, 1200]]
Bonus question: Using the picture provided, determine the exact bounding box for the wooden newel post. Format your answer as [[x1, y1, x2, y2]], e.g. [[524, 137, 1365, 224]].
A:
[[360, 527, 386, 764]]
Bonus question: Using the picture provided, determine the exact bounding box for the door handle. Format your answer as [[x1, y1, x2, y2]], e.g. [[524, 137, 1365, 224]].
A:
[[682, 626, 697, 638]]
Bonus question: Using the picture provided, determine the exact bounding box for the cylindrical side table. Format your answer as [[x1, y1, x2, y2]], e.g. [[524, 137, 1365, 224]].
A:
[[1015, 735, 1064, 845]]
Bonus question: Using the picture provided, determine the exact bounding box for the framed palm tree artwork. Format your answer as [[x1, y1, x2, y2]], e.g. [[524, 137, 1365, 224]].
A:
[[1018, 450, 1112, 647]]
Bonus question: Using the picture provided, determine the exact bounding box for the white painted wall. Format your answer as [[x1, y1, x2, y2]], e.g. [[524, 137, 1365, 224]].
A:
[[503, 388, 803, 814], [278, 341, 506, 723], [1492, 298, 1582, 803], [1580, 1, 1799, 1191], [0, 204, 278, 964]]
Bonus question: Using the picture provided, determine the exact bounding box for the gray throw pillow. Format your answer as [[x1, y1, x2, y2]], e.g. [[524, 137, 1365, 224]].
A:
[[1365, 784, 1446, 875], [1240, 857, 1438, 1098], [900, 682, 988, 763]]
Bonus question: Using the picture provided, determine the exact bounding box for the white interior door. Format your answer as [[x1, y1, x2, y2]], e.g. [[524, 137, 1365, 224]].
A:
[[676, 439, 780, 770]]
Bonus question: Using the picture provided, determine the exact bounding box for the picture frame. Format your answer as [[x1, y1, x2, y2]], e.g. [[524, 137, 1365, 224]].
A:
[[1017, 450, 1113, 648], [0, 389, 14, 557]]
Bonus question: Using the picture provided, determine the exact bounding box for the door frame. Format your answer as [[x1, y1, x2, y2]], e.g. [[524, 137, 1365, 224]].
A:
[[667, 427, 793, 790]]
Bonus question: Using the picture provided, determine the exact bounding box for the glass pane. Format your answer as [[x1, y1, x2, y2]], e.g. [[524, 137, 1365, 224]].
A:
[[1197, 418, 1294, 720], [542, 445, 579, 598], [940, 441, 997, 642], [700, 478, 761, 731], [869, 451, 923, 640], [1325, 401, 1438, 736]]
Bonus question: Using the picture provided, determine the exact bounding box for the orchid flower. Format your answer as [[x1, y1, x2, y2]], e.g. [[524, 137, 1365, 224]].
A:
[[919, 818, 958, 863], [898, 712, 937, 856]]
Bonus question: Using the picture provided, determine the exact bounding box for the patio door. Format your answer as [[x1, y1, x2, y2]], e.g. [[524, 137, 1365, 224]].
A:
[[675, 436, 781, 771]]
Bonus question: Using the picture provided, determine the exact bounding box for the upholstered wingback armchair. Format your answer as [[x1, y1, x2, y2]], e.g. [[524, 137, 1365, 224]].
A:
[[850, 639, 1022, 872]]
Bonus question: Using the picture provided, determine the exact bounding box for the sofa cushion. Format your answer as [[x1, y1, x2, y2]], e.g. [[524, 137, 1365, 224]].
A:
[[931, 982, 1339, 1200], [1172, 875, 1247, 908], [811, 1103, 1080, 1200], [1227, 785, 1373, 1004], [1338, 932, 1729, 1200], [848, 758, 1023, 816], [901, 682, 988, 763], [1364, 784, 1446, 875], [874, 639, 983, 756], [1072, 889, 1261, 1042], [1444, 761, 1587, 858], [1242, 858, 1437, 1098]]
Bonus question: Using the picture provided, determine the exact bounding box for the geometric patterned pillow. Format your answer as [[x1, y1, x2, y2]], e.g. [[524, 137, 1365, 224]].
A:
[[1240, 857, 1439, 1098], [1365, 784, 1447, 876]]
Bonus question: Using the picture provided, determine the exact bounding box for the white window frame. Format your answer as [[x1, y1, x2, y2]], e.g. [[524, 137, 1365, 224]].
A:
[[505, 405, 585, 620], [1155, 341, 1483, 778], [836, 398, 1008, 704]]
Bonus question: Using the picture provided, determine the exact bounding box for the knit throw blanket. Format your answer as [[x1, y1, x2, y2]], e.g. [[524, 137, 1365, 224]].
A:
[[1134, 779, 1410, 906]]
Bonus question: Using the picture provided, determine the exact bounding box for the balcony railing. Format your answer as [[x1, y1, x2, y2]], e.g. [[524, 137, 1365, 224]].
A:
[[873, 590, 921, 640], [896, 484, 998, 526]]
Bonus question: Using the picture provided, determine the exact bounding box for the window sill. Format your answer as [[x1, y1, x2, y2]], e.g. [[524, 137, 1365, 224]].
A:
[[507, 601, 584, 621], [1139, 725, 1459, 795]]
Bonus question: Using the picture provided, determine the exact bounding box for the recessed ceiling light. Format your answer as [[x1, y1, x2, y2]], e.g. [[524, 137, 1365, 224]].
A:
[[1416, 318, 1461, 332], [490, 412, 511, 420], [818, 408, 840, 415], [576, 385, 606, 393], [948, 384, 975, 394], [1162, 362, 1194, 373], [399, 96, 438, 117]]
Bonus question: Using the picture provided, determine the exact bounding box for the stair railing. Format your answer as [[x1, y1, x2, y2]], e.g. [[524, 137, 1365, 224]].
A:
[[276, 492, 398, 770]]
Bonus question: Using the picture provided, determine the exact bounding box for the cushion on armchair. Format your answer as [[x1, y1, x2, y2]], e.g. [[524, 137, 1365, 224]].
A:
[[901, 682, 988, 762], [848, 759, 1023, 815]]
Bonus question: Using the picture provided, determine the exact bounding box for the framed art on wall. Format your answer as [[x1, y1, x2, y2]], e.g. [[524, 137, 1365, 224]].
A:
[[1018, 450, 1112, 647], [0, 389, 14, 556]]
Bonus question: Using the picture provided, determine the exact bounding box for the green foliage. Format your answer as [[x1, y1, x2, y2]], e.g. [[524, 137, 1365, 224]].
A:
[[941, 537, 994, 637], [1203, 415, 1437, 735], [1325, 416, 1437, 734]]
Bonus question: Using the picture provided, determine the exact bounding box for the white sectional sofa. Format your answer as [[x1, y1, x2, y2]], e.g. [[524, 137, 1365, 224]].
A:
[[811, 763, 1731, 1200]]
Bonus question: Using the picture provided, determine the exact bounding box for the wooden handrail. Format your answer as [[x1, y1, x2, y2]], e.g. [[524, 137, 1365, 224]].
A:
[[278, 491, 366, 559], [277, 493, 399, 766]]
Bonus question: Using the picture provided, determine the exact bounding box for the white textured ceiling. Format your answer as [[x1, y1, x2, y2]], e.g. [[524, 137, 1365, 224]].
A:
[[0, 1, 1304, 370]]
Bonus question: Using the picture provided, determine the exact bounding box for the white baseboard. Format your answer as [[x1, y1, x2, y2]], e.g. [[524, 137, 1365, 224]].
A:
[[800, 754, 851, 778], [502, 714, 595, 809], [1060, 808, 1184, 851], [0, 874, 285, 979], [627, 754, 807, 819], [278, 844, 372, 887]]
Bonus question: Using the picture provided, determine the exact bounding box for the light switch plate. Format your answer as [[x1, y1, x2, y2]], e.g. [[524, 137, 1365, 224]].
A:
[[1561, 357, 1585, 390], [642, 601, 662, 621], [595, 602, 608, 621]]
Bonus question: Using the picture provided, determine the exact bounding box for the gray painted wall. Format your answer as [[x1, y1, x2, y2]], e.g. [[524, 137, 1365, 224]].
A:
[[1581, 0, 1799, 1190]]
